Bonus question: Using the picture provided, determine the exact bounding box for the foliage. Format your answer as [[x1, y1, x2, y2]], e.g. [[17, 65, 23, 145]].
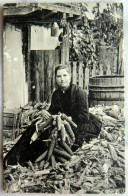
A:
[[93, 3, 123, 47], [69, 3, 123, 69]]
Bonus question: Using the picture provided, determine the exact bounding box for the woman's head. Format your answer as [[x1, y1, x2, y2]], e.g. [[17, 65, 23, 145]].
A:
[[55, 65, 71, 89]]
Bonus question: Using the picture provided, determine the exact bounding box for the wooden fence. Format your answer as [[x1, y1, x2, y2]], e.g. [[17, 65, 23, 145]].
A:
[[28, 55, 122, 104], [70, 61, 89, 92], [69, 60, 114, 93]]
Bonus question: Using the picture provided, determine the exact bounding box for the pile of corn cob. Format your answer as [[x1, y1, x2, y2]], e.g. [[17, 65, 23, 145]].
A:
[[30, 113, 77, 169], [13, 102, 50, 136], [62, 105, 125, 194], [3, 105, 125, 194]]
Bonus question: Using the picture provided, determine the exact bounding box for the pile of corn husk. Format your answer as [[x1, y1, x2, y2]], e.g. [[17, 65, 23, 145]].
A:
[[12, 101, 50, 138], [3, 104, 125, 193]]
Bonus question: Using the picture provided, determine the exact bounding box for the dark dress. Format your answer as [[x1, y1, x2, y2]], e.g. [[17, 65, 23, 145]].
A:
[[48, 84, 102, 145], [4, 84, 102, 166]]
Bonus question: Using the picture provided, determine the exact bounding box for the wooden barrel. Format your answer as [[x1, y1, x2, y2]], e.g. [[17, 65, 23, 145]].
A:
[[89, 75, 124, 107]]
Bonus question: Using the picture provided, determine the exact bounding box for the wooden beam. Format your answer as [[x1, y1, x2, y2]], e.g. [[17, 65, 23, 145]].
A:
[[4, 3, 82, 16], [72, 62, 77, 85], [41, 10, 57, 20], [4, 6, 42, 16], [4, 11, 63, 24], [39, 3, 82, 16], [27, 24, 31, 102], [79, 62, 83, 88]]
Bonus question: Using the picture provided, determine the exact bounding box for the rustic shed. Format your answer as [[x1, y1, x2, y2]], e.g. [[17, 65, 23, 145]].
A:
[[3, 3, 83, 110]]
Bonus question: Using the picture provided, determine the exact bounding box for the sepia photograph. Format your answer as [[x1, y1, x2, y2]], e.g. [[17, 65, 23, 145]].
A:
[[2, 2, 126, 194]]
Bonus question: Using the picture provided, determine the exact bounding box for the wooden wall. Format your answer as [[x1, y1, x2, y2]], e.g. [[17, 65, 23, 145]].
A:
[[99, 46, 118, 75], [3, 23, 28, 110], [30, 49, 60, 103]]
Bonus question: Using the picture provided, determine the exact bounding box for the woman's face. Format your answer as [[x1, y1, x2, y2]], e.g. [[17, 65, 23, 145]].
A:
[[56, 68, 71, 89]]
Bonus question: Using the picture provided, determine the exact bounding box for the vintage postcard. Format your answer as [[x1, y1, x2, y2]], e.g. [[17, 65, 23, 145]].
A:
[[2, 2, 125, 194]]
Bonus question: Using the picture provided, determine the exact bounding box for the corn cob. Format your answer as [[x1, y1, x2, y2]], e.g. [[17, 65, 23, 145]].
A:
[[38, 116, 53, 131], [56, 156, 68, 163], [60, 123, 66, 143], [65, 133, 72, 147], [47, 138, 56, 161], [56, 115, 62, 130], [50, 154, 56, 169], [47, 127, 58, 161], [58, 141, 74, 156], [39, 160, 45, 169], [47, 140, 56, 161], [100, 140, 108, 148], [64, 121, 75, 143], [61, 113, 77, 128], [44, 161, 50, 169], [52, 117, 57, 126], [108, 144, 118, 162], [54, 148, 71, 160], [101, 130, 113, 141], [35, 150, 48, 163]]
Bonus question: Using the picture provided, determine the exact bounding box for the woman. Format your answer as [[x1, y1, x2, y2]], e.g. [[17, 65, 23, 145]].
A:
[[4, 65, 102, 166], [42, 64, 102, 146]]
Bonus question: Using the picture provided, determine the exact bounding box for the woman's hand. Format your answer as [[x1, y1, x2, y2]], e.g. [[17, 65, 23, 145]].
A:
[[41, 110, 51, 120]]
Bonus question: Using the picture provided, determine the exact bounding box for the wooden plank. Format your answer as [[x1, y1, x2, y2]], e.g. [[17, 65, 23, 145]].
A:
[[55, 49, 60, 66], [35, 57, 40, 102], [78, 62, 83, 88], [72, 62, 77, 85], [40, 51, 45, 102], [4, 3, 82, 16], [30, 50, 45, 102], [48, 51, 53, 102], [27, 24, 31, 101], [38, 51, 45, 102], [44, 51, 49, 102], [44, 50, 53, 103], [30, 50, 37, 102], [99, 64, 103, 76], [51, 50, 59, 93], [41, 10, 57, 20], [65, 24, 69, 64], [106, 62, 111, 75], [68, 61, 71, 76], [118, 37, 123, 74], [84, 67, 89, 91], [92, 63, 96, 77], [61, 36, 65, 64], [61, 22, 69, 65]]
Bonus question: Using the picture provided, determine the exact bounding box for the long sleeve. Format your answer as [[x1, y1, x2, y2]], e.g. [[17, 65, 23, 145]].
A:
[[76, 87, 89, 123], [74, 86, 102, 143], [48, 91, 60, 115]]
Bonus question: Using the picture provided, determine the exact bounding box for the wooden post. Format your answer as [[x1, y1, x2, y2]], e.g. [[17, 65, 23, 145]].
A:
[[48, 51, 53, 102], [61, 17, 69, 65], [35, 61, 40, 102], [44, 51, 48, 102], [44, 50, 52, 103], [118, 37, 124, 74], [79, 62, 83, 88], [106, 62, 111, 75], [51, 50, 56, 93], [65, 23, 69, 64], [61, 35, 69, 65], [61, 36, 65, 64], [85, 66, 89, 92], [40, 51, 45, 102], [72, 62, 77, 85], [27, 24, 31, 101], [92, 63, 96, 77], [99, 64, 103, 76]]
